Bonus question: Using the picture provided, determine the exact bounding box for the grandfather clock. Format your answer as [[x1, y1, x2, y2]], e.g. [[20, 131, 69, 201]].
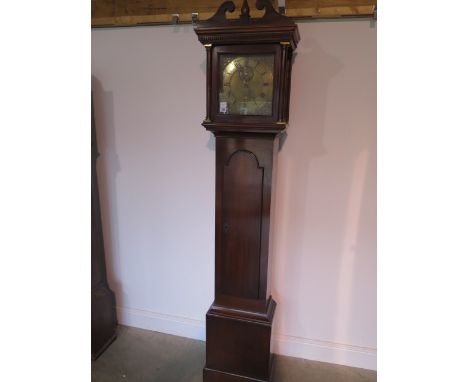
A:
[[195, 1, 299, 381], [92, 95, 117, 359]]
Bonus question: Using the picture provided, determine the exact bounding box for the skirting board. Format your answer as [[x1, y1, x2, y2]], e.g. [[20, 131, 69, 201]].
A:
[[116, 306, 205, 340], [272, 334, 376, 371], [117, 306, 376, 371]]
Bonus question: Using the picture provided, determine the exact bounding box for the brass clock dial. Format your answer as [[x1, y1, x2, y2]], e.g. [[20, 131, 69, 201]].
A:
[[219, 54, 274, 116]]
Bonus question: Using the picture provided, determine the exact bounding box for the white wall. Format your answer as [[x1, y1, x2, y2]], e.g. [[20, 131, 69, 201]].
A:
[[92, 19, 376, 370]]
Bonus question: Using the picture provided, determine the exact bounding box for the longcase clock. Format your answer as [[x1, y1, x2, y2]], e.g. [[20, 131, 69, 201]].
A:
[[91, 95, 117, 359], [195, 1, 299, 381]]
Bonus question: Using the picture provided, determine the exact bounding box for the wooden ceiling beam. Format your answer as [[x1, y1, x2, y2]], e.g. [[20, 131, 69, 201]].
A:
[[92, 0, 377, 28]]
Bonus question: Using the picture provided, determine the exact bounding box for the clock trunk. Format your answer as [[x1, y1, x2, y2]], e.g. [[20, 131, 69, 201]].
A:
[[195, 2, 300, 381]]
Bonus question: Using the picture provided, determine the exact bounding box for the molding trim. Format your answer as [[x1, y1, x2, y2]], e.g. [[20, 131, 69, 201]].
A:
[[117, 306, 376, 371], [272, 333, 376, 371], [116, 306, 206, 341]]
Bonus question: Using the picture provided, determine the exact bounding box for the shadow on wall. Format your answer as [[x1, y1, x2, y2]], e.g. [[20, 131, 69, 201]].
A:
[[92, 76, 125, 308], [272, 35, 342, 336], [271, 31, 376, 357]]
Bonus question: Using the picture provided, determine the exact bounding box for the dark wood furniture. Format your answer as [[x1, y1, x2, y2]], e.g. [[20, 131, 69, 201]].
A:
[[91, 95, 117, 359], [195, 2, 299, 381]]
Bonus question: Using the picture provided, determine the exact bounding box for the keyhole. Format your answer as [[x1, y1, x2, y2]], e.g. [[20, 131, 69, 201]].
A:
[[223, 222, 229, 233]]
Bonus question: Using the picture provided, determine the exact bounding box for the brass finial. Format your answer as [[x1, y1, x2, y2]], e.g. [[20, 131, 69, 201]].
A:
[[240, 0, 251, 20]]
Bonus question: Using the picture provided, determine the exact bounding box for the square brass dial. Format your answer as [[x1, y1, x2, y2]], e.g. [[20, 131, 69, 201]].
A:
[[219, 54, 275, 116]]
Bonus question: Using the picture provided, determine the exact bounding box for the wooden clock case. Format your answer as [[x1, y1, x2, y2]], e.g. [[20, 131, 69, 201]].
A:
[[91, 95, 117, 359], [195, 2, 299, 381]]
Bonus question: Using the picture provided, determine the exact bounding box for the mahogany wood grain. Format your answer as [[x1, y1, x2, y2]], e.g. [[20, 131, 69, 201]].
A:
[[215, 133, 277, 301], [221, 150, 263, 298], [91, 94, 117, 359], [194, 2, 300, 381]]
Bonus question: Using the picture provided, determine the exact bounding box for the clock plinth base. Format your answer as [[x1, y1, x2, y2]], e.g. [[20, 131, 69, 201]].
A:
[[204, 365, 274, 382], [204, 297, 276, 382]]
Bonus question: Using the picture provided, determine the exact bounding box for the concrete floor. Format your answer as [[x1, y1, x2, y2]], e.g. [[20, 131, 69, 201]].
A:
[[92, 326, 377, 382]]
